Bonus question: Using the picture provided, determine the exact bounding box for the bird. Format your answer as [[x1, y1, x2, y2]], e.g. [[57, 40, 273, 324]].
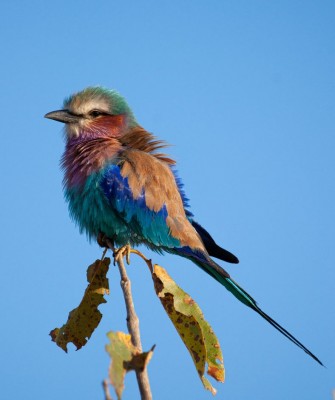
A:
[[45, 86, 322, 365]]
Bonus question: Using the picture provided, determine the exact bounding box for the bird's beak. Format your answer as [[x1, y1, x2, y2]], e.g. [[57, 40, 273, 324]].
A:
[[44, 109, 81, 124]]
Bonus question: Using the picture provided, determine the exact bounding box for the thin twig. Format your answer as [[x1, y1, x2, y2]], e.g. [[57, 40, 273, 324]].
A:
[[105, 240, 153, 400], [102, 379, 113, 400], [130, 249, 153, 273]]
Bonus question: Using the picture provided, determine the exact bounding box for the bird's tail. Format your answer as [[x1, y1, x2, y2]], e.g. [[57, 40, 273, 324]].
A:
[[174, 246, 323, 366]]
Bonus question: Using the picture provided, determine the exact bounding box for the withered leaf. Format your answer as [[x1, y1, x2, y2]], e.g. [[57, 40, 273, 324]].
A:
[[105, 331, 154, 400], [50, 257, 110, 352], [152, 265, 224, 395]]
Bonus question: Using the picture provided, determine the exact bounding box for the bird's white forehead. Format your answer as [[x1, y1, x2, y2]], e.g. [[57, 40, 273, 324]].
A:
[[67, 97, 110, 115]]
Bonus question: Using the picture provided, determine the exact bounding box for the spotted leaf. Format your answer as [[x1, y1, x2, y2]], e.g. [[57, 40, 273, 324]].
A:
[[50, 257, 110, 352], [152, 265, 224, 395]]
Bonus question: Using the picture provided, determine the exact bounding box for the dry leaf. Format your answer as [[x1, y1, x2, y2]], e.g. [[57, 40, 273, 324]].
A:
[[106, 331, 154, 400], [50, 257, 110, 352], [152, 264, 224, 395]]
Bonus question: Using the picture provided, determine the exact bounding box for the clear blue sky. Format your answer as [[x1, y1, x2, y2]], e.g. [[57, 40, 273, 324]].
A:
[[1, 1, 334, 399]]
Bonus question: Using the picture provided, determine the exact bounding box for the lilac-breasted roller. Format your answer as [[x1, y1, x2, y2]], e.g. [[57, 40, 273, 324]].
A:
[[45, 86, 321, 365]]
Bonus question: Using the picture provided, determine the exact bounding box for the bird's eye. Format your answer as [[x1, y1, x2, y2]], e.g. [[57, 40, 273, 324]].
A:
[[89, 110, 103, 118]]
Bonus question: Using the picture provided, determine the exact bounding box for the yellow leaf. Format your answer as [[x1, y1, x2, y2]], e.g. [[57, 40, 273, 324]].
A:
[[152, 264, 224, 395], [50, 258, 110, 352], [105, 331, 154, 400]]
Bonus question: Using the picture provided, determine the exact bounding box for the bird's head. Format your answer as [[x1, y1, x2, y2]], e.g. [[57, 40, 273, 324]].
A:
[[45, 87, 137, 140]]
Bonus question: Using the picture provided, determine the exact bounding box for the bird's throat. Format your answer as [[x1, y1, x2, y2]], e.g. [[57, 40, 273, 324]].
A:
[[62, 137, 122, 188]]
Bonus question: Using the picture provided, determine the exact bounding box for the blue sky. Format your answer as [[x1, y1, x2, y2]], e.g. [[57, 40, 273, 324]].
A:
[[1, 1, 334, 399]]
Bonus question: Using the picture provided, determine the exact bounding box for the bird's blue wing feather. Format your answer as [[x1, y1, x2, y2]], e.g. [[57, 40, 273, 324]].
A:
[[100, 164, 180, 248], [171, 168, 193, 218]]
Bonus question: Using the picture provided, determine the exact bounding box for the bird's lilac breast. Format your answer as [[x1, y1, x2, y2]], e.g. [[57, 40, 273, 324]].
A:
[[62, 137, 129, 241], [62, 136, 122, 188]]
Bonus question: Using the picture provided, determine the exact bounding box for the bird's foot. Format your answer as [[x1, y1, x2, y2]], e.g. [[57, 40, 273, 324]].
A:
[[113, 244, 131, 266], [97, 232, 109, 248]]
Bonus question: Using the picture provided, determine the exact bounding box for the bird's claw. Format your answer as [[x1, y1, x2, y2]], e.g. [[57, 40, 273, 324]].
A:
[[113, 244, 131, 266], [97, 232, 110, 248]]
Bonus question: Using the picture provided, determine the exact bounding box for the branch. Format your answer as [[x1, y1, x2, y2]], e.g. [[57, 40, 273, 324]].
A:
[[106, 240, 153, 400], [102, 379, 113, 400]]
